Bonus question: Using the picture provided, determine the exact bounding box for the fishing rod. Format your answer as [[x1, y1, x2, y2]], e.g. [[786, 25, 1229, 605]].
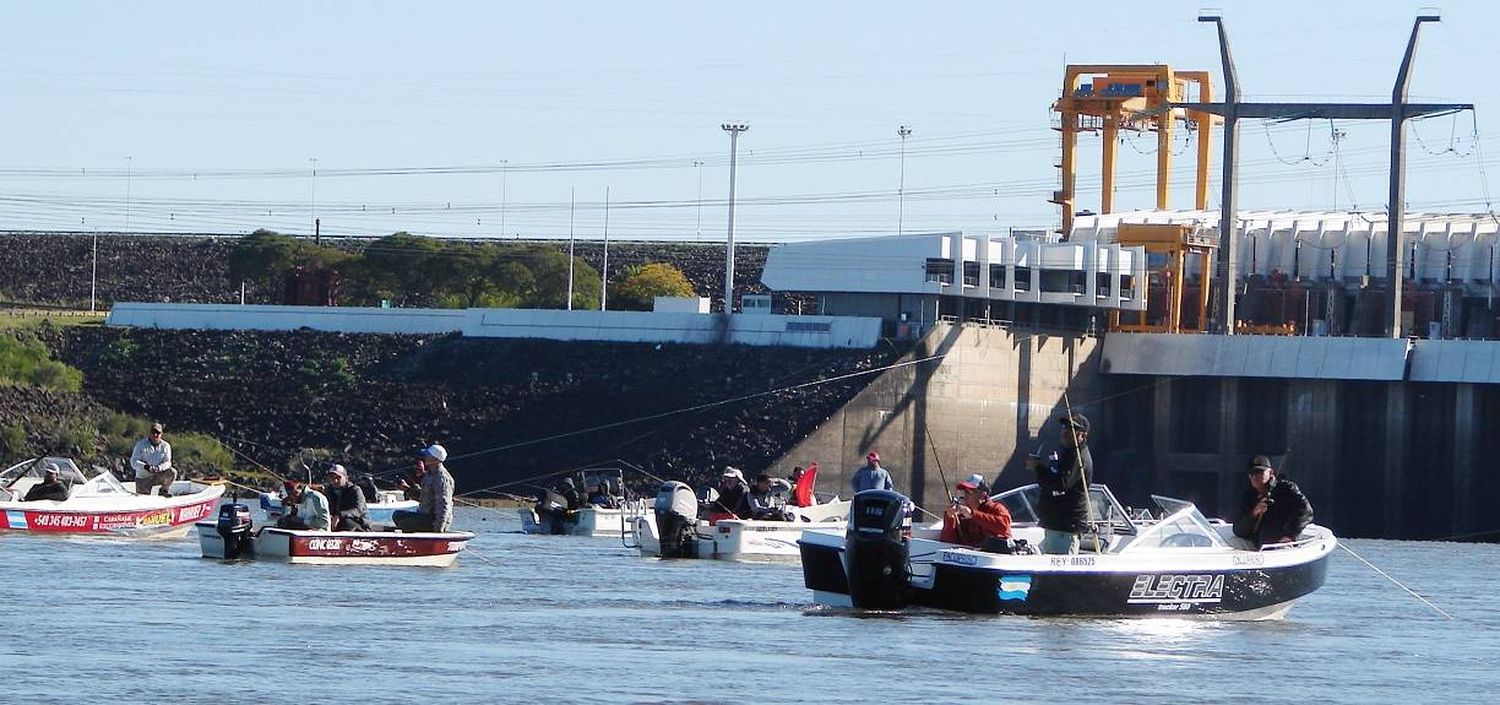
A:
[[1338, 542, 1453, 620], [1253, 448, 1291, 535]]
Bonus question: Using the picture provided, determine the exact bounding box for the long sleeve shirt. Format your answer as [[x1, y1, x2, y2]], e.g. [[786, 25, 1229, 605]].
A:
[[420, 465, 455, 532], [296, 489, 331, 531], [850, 465, 894, 494], [940, 499, 1013, 548], [129, 438, 173, 479]]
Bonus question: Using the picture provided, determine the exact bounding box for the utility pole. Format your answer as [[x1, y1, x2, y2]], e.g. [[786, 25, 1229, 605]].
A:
[[601, 186, 611, 311], [500, 159, 509, 239], [897, 124, 912, 236], [1185, 12, 1468, 337], [568, 187, 576, 311], [90, 228, 98, 313], [124, 156, 133, 232], [694, 159, 704, 239], [722, 122, 748, 313], [309, 157, 318, 242]]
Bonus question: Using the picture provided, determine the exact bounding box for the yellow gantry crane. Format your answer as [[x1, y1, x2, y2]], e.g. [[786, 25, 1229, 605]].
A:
[[1050, 65, 1216, 238]]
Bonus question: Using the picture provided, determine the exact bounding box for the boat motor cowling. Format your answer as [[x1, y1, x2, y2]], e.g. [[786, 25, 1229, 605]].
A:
[[845, 489, 910, 609], [215, 502, 254, 559], [653, 481, 700, 558]]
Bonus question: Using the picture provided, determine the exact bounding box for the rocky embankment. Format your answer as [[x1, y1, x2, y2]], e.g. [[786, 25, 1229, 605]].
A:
[[47, 327, 907, 494], [0, 233, 770, 310]]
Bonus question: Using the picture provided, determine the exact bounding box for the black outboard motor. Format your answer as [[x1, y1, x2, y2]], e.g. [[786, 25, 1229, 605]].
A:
[[215, 503, 255, 559], [845, 489, 910, 609], [653, 481, 700, 558]]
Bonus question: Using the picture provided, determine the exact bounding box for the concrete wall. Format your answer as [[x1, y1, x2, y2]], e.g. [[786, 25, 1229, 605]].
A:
[[106, 303, 883, 349], [767, 321, 1101, 511]]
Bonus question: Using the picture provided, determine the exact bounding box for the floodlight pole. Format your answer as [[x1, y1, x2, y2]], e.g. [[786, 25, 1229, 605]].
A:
[[722, 122, 748, 313], [897, 124, 912, 236]]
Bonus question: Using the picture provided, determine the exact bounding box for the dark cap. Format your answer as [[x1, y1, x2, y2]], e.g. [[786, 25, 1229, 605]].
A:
[[1248, 455, 1274, 473], [1058, 414, 1090, 433]]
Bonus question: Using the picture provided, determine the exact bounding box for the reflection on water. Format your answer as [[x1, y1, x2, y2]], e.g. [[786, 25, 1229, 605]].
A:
[[0, 507, 1495, 705]]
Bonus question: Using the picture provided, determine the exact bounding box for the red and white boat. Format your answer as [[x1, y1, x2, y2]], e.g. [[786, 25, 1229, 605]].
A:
[[0, 457, 224, 538], [196, 503, 474, 566]]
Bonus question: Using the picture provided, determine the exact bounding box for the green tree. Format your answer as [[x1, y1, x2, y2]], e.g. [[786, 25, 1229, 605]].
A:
[[226, 229, 299, 289], [610, 262, 696, 311], [359, 232, 451, 306], [522, 247, 599, 309]]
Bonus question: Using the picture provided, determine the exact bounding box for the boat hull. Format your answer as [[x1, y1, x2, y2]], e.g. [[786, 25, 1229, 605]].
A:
[[800, 530, 1335, 619], [0, 485, 224, 537], [635, 515, 843, 560], [519, 502, 644, 538], [196, 522, 474, 566]]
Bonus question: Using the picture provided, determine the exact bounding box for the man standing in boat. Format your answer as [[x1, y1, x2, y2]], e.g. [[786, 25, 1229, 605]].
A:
[[940, 473, 1012, 549], [1233, 455, 1313, 548], [1027, 414, 1093, 555], [130, 422, 175, 497], [850, 451, 893, 494], [394, 444, 455, 533]]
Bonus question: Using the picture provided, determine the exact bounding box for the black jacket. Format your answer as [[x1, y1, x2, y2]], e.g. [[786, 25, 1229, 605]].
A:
[[1035, 444, 1093, 533], [24, 480, 70, 502], [1233, 479, 1313, 546], [715, 481, 752, 519], [327, 483, 371, 531]]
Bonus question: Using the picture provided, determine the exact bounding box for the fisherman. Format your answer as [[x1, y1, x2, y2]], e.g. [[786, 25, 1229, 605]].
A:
[[586, 478, 617, 509], [276, 480, 331, 531], [130, 422, 175, 497], [789, 462, 819, 507], [356, 473, 380, 504], [711, 466, 752, 520], [1026, 414, 1093, 555], [393, 444, 455, 533], [1233, 455, 1314, 548], [748, 472, 789, 520], [23, 464, 70, 502], [940, 473, 1012, 549], [324, 465, 371, 532], [850, 451, 894, 494]]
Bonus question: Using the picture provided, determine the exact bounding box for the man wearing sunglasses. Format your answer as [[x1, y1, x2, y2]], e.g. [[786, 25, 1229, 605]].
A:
[[130, 422, 176, 497]]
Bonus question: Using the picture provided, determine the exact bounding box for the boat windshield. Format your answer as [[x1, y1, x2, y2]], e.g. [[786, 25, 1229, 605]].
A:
[[992, 483, 1136, 535], [1151, 494, 1197, 518], [1120, 505, 1228, 552], [0, 457, 90, 486]]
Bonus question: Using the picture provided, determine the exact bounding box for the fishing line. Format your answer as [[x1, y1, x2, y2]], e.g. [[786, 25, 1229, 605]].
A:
[[1338, 543, 1453, 620]]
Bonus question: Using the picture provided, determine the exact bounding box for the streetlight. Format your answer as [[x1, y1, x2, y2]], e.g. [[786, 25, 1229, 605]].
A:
[[897, 124, 912, 236], [721, 122, 748, 313], [499, 159, 509, 238], [693, 159, 704, 239]]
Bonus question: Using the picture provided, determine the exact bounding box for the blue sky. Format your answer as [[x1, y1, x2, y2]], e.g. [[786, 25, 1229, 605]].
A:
[[1, 1, 1497, 242]]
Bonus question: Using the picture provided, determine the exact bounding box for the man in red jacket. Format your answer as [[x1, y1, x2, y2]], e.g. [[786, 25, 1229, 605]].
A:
[[940, 473, 1012, 548]]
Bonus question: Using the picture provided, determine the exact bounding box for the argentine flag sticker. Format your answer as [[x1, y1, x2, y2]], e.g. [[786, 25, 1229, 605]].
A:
[[998, 575, 1032, 601], [5, 510, 29, 530]]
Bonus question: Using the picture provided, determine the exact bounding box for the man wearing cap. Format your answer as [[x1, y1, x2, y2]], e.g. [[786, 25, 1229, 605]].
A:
[[393, 444, 455, 533], [1027, 414, 1094, 555], [130, 423, 175, 497], [711, 466, 752, 520], [23, 463, 71, 502], [276, 480, 331, 531], [850, 451, 894, 494], [1233, 455, 1313, 548], [940, 474, 1012, 549], [324, 464, 371, 532]]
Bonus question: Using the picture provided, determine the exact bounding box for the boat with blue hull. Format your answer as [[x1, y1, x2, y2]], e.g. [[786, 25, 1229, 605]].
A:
[[799, 484, 1336, 620]]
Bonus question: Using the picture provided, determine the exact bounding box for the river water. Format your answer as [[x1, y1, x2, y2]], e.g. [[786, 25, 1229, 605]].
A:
[[0, 506, 1495, 704]]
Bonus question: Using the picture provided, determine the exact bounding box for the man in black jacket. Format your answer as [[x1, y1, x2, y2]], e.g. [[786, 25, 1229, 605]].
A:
[[23, 465, 70, 502], [1027, 414, 1093, 555], [1233, 455, 1313, 548], [324, 465, 371, 532]]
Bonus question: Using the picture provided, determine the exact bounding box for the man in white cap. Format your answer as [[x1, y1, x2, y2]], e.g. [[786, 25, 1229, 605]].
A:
[[130, 422, 175, 497], [23, 463, 71, 502], [711, 466, 752, 520], [940, 472, 1011, 549], [394, 444, 455, 532], [324, 464, 370, 532]]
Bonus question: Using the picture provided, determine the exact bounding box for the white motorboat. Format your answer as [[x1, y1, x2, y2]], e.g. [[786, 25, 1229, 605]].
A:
[[197, 503, 474, 566], [520, 499, 649, 538], [800, 484, 1336, 620], [633, 480, 848, 561], [257, 489, 417, 527], [0, 457, 224, 538]]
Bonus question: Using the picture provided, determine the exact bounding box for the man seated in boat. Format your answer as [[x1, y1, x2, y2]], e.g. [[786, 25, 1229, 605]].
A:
[[22, 464, 70, 502], [586, 479, 618, 509], [708, 467, 752, 521], [324, 465, 371, 532], [788, 463, 819, 508], [1232, 456, 1313, 548], [276, 480, 332, 531], [748, 472, 792, 521], [940, 473, 1013, 550]]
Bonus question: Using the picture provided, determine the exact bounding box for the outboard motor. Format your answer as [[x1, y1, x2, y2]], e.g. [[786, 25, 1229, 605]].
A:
[[215, 503, 255, 559], [653, 481, 700, 558], [845, 489, 910, 609]]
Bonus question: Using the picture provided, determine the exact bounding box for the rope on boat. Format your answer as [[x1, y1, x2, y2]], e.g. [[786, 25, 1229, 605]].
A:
[[1338, 543, 1453, 620]]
